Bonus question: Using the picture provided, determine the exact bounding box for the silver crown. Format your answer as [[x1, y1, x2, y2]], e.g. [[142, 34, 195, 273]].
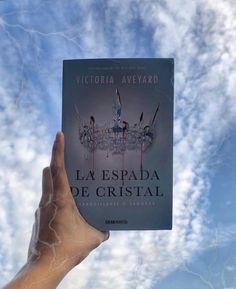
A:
[[75, 88, 159, 156]]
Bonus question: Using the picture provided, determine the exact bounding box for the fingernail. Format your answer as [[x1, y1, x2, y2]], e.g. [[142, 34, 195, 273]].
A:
[[55, 131, 62, 141]]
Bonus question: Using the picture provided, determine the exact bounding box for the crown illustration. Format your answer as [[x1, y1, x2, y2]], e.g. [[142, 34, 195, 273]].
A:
[[74, 88, 159, 172]]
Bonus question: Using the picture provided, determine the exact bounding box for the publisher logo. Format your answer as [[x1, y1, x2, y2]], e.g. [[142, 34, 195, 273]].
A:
[[105, 220, 128, 224]]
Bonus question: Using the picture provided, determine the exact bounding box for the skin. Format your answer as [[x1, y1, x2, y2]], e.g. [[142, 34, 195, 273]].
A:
[[3, 131, 110, 289]]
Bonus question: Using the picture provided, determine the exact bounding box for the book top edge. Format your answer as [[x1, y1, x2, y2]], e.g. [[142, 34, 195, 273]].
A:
[[63, 58, 174, 62]]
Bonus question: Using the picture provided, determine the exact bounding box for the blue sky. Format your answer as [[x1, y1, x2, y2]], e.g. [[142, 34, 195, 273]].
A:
[[0, 1, 236, 288]]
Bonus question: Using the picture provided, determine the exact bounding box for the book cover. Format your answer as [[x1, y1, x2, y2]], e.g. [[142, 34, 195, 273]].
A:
[[62, 58, 174, 230]]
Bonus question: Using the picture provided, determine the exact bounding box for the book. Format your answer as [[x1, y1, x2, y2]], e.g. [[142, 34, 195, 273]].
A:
[[62, 58, 174, 230]]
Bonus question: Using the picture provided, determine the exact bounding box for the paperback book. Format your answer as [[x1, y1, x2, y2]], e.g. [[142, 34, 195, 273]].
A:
[[62, 58, 174, 230]]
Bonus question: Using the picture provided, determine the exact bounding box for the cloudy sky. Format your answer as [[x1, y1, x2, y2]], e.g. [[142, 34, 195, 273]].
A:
[[0, 1, 236, 288]]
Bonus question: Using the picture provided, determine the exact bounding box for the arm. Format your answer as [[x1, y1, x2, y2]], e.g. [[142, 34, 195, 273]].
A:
[[2, 131, 110, 289], [2, 260, 70, 289]]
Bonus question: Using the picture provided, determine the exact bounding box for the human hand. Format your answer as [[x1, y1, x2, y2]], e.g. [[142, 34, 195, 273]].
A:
[[28, 131, 110, 272], [3, 131, 110, 289]]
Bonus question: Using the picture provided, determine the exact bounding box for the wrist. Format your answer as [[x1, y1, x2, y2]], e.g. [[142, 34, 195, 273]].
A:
[[3, 259, 70, 289], [27, 249, 88, 275]]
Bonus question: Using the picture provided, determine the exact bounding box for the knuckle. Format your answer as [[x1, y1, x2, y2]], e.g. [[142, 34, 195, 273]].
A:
[[54, 195, 68, 208], [50, 163, 63, 177]]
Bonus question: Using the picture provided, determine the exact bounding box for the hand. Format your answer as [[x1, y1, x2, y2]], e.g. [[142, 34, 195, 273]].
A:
[[27, 131, 110, 272], [3, 131, 110, 289]]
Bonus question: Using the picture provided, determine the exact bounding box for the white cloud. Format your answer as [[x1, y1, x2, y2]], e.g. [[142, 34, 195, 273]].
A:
[[0, 0, 236, 288], [0, 84, 51, 282]]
